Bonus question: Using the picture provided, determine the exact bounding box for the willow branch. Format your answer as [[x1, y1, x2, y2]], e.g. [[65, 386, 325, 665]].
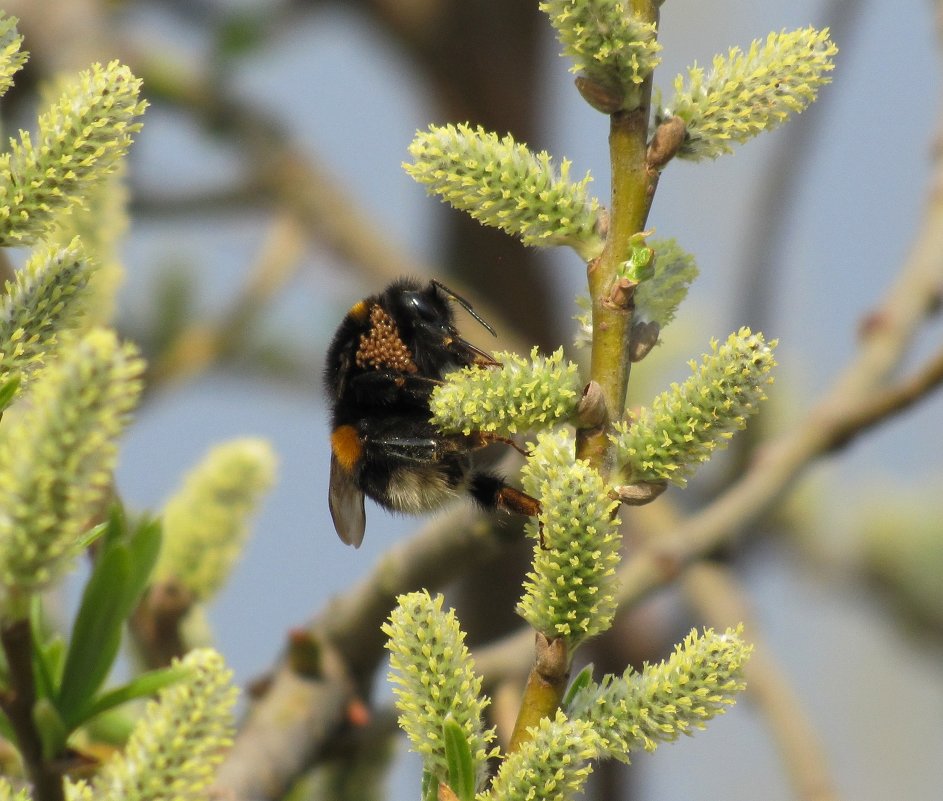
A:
[[822, 341, 943, 451], [475, 126, 943, 680], [0, 620, 65, 801]]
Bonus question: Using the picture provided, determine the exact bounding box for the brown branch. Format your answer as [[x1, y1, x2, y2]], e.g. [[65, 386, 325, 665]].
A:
[[822, 341, 943, 451], [0, 620, 65, 801], [129, 580, 195, 669], [214, 634, 356, 800]]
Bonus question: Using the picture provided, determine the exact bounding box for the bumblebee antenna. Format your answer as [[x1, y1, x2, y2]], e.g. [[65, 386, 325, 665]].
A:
[[431, 279, 497, 337]]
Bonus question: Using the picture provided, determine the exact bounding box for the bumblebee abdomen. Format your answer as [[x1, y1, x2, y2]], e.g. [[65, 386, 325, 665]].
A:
[[378, 464, 466, 514]]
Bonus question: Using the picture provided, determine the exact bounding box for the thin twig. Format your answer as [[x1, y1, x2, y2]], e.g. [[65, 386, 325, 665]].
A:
[[0, 620, 65, 801], [506, 0, 663, 755], [822, 341, 943, 451]]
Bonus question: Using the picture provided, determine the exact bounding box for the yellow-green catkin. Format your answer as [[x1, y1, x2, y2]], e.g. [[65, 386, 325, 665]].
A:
[[79, 648, 238, 801], [382, 591, 498, 789], [0, 14, 27, 99], [0, 60, 146, 245], [481, 710, 599, 801], [665, 27, 837, 160], [154, 438, 277, 602], [0, 780, 30, 801], [540, 0, 661, 105], [429, 348, 581, 437], [517, 430, 621, 650], [405, 123, 603, 260], [567, 627, 752, 760], [38, 63, 136, 329], [0, 329, 144, 609], [0, 238, 94, 391], [611, 328, 776, 486]]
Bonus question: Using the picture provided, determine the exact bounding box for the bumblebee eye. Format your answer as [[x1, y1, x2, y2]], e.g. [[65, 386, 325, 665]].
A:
[[405, 292, 440, 323]]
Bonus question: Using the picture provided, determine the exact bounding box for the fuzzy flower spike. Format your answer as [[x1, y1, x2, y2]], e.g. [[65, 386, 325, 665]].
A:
[[0, 329, 144, 612], [69, 648, 238, 801], [517, 429, 622, 650], [540, 0, 662, 111], [0, 14, 27, 99], [0, 60, 146, 245], [383, 591, 498, 792], [567, 626, 752, 761], [664, 27, 837, 160], [611, 327, 776, 486], [154, 438, 278, 603], [405, 123, 603, 260], [0, 239, 95, 394], [430, 347, 581, 437]]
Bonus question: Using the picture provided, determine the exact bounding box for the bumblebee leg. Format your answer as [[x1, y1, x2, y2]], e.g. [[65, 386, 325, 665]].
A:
[[478, 432, 532, 456], [468, 471, 542, 542], [469, 472, 541, 515], [493, 485, 541, 517]]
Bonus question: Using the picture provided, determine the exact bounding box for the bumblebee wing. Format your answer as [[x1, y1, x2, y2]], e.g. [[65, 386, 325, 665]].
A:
[[367, 433, 463, 464], [329, 453, 366, 547]]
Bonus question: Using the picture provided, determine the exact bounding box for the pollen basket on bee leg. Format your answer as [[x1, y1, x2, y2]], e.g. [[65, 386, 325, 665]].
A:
[[331, 425, 363, 473], [355, 305, 418, 373]]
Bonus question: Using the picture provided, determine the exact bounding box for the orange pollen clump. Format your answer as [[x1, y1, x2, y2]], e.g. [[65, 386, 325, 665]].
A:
[[355, 305, 417, 373]]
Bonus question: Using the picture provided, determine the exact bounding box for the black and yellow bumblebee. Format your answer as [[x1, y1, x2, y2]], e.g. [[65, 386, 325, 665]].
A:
[[325, 278, 540, 547]]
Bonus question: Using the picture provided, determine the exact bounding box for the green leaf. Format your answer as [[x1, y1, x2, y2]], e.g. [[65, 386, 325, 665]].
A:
[[619, 233, 654, 283], [56, 513, 162, 729], [0, 374, 20, 410], [32, 697, 68, 760], [101, 501, 129, 548], [562, 663, 595, 710], [81, 707, 135, 746], [30, 597, 56, 701], [56, 542, 132, 726], [90, 505, 161, 613], [80, 665, 188, 724], [443, 716, 476, 801], [39, 636, 66, 694], [420, 769, 438, 801], [123, 516, 162, 611], [75, 520, 110, 552], [31, 633, 66, 704]]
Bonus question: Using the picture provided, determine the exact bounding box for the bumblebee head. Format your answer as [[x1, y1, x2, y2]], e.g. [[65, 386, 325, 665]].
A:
[[382, 279, 496, 374]]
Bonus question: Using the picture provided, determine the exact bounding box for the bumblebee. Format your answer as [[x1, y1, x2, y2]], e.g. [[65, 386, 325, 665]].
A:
[[325, 278, 540, 547]]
